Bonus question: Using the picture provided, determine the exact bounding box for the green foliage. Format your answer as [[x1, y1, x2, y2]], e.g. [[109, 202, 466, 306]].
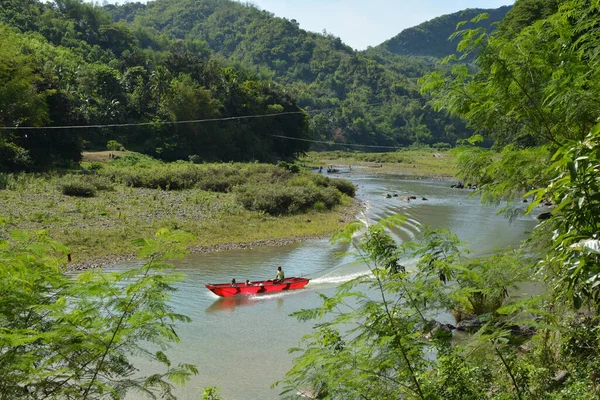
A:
[[421, 0, 600, 148], [235, 181, 342, 215], [403, 2, 600, 399], [376, 6, 512, 58], [96, 157, 354, 215], [202, 386, 222, 400], [280, 210, 600, 399], [0, 138, 32, 171], [279, 216, 537, 399], [103, 0, 475, 151], [0, 1, 311, 170], [498, 0, 560, 38], [0, 224, 197, 398], [60, 174, 115, 197], [60, 177, 97, 197], [276, 160, 301, 173], [454, 145, 552, 205], [0, 0, 511, 166], [526, 125, 600, 309], [328, 178, 356, 197], [107, 140, 125, 151]]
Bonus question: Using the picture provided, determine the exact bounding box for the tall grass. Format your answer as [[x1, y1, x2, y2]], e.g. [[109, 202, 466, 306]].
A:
[[96, 159, 353, 215]]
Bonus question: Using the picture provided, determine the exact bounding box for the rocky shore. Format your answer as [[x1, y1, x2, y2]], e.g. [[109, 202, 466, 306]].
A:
[[66, 236, 328, 272]]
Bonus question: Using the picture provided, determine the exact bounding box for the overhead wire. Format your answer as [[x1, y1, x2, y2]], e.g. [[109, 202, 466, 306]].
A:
[[270, 134, 401, 149], [0, 102, 386, 130], [0, 100, 403, 149]]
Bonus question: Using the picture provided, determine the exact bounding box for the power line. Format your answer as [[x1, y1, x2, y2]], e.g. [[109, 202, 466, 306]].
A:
[[271, 134, 402, 150], [0, 102, 386, 131]]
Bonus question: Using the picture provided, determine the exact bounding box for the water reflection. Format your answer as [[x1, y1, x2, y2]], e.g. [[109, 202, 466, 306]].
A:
[[206, 291, 302, 313], [205, 295, 259, 313]]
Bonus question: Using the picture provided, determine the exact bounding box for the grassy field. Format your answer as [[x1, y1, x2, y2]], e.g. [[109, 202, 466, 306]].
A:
[[0, 154, 357, 265], [300, 149, 458, 178]]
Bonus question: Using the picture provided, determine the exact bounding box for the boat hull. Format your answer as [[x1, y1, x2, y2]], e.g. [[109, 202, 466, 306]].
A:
[[205, 277, 309, 297]]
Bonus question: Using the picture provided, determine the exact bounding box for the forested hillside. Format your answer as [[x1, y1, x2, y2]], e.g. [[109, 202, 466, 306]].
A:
[[374, 6, 512, 59], [0, 0, 511, 171], [0, 0, 310, 170], [103, 0, 475, 151]]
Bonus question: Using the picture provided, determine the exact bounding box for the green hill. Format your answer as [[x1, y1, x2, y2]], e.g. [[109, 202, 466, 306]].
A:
[[103, 0, 478, 150], [0, 0, 517, 171], [375, 6, 512, 58]]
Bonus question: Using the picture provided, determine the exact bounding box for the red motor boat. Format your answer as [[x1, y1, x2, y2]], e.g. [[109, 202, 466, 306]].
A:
[[205, 277, 310, 297]]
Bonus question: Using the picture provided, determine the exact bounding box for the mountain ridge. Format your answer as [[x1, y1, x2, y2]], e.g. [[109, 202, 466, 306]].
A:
[[374, 5, 512, 58]]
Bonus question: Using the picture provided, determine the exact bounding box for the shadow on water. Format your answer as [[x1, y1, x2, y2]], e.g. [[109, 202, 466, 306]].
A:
[[205, 290, 308, 313]]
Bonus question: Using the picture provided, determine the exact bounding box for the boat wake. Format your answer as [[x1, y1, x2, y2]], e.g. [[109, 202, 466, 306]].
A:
[[309, 270, 372, 285]]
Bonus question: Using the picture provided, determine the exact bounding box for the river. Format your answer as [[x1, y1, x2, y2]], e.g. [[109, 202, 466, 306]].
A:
[[122, 174, 539, 399]]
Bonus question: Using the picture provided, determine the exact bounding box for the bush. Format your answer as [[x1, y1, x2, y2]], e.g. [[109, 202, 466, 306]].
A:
[[313, 200, 327, 212], [88, 175, 114, 191], [330, 178, 356, 197], [432, 142, 452, 150], [189, 154, 202, 164], [235, 182, 343, 215], [0, 173, 8, 190], [317, 186, 342, 209], [87, 162, 105, 171], [61, 178, 96, 197], [107, 140, 125, 151], [277, 160, 301, 173]]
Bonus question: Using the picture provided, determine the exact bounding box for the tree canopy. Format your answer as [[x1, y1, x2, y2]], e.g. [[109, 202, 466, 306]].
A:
[[1, 0, 514, 170]]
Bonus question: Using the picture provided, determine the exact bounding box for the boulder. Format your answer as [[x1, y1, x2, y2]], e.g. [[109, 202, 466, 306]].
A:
[[456, 317, 482, 332], [425, 320, 455, 339], [537, 212, 552, 220], [553, 370, 570, 386], [495, 322, 536, 338]]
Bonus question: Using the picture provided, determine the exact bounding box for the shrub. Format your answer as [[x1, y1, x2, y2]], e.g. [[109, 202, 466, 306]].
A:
[[196, 165, 245, 192], [313, 200, 327, 212], [0, 174, 8, 190], [316, 186, 342, 209], [61, 177, 96, 197], [88, 175, 114, 191], [107, 140, 125, 151], [433, 142, 452, 150], [330, 179, 356, 197], [277, 161, 300, 173], [109, 165, 201, 190], [87, 162, 105, 171], [235, 183, 343, 215], [189, 154, 202, 164]]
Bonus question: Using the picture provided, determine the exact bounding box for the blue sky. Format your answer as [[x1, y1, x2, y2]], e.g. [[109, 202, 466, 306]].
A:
[[99, 0, 515, 50]]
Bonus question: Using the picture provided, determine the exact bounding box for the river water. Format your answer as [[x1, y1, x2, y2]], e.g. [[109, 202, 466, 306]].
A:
[[123, 174, 539, 399]]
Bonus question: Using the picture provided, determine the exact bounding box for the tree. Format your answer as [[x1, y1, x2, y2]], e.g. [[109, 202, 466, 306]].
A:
[[0, 222, 198, 399], [420, 0, 600, 148], [278, 216, 535, 399]]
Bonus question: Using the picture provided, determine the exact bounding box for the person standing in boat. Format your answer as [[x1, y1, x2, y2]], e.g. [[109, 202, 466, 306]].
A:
[[273, 266, 285, 283]]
